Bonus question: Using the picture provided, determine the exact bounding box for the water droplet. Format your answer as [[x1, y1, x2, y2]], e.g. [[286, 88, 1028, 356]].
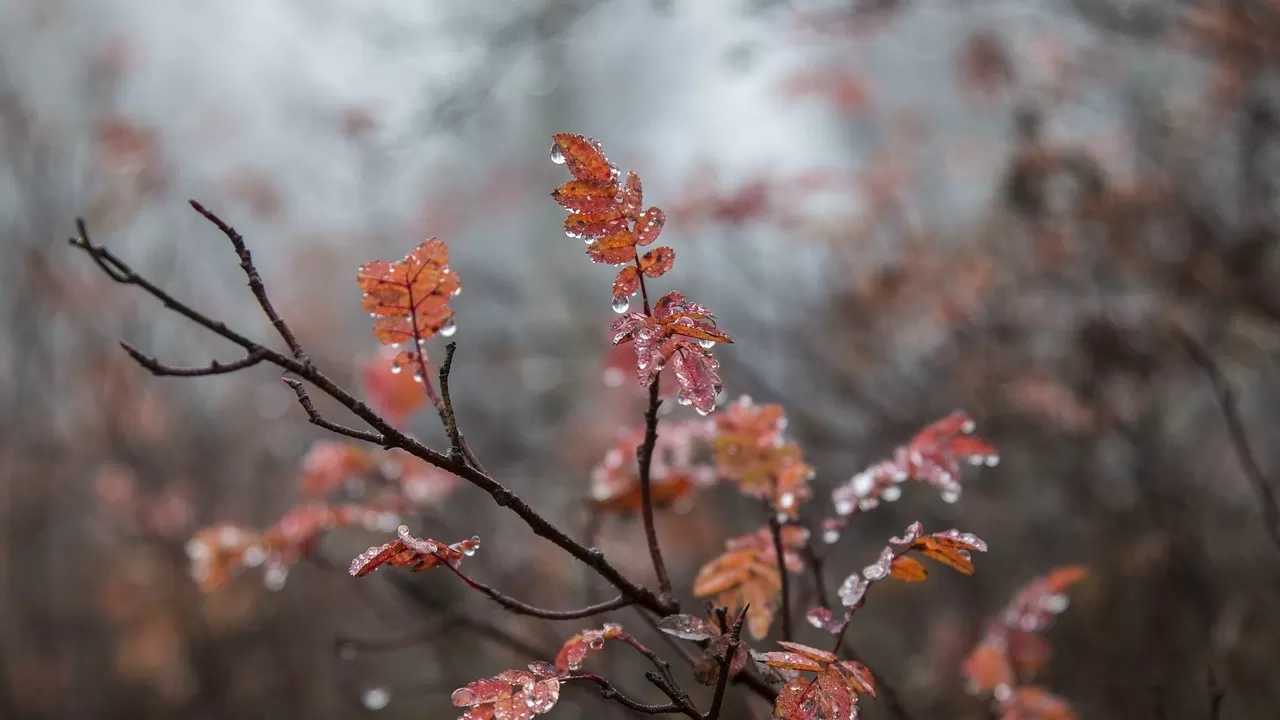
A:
[[611, 296, 630, 314], [439, 316, 457, 338], [362, 687, 391, 710], [823, 528, 841, 544], [695, 405, 712, 417], [940, 488, 961, 504], [779, 492, 796, 509], [412, 369, 424, 383], [242, 545, 267, 568], [550, 143, 566, 164], [834, 499, 855, 516], [984, 455, 1000, 467], [698, 338, 716, 350], [389, 362, 402, 375], [185, 539, 207, 560], [676, 395, 692, 406], [1045, 593, 1070, 613], [263, 565, 288, 591], [881, 485, 902, 502]]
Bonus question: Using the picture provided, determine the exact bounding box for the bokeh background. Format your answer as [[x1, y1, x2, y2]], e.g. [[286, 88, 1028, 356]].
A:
[[3, 0, 1280, 718]]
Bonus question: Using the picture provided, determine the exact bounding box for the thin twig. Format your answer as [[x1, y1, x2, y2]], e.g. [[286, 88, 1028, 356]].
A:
[[70, 214, 675, 615], [636, 376, 675, 604], [571, 674, 699, 719], [436, 558, 631, 620], [767, 508, 794, 641], [1176, 328, 1280, 555], [282, 377, 387, 445], [188, 200, 310, 364], [119, 341, 266, 377], [438, 341, 464, 461], [802, 541, 830, 610], [706, 605, 748, 720]]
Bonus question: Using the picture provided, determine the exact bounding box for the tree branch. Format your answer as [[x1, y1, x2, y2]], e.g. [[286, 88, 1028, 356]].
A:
[[637, 376, 675, 605], [282, 377, 387, 445], [706, 605, 747, 720], [188, 200, 310, 364], [571, 674, 699, 719], [70, 212, 676, 616], [436, 558, 631, 620], [767, 510, 794, 641], [1176, 328, 1280, 555], [438, 341, 465, 462], [119, 341, 266, 377]]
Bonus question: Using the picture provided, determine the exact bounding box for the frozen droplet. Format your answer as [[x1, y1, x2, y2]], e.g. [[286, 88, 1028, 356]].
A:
[[550, 143, 566, 164], [698, 338, 716, 349], [263, 565, 288, 591], [881, 485, 902, 502], [362, 687, 391, 710], [940, 488, 961, 504], [336, 641, 358, 660], [439, 316, 457, 338], [612, 295, 630, 314]]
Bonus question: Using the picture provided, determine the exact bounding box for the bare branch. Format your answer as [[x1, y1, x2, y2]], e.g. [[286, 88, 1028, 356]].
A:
[[706, 605, 748, 720], [637, 376, 675, 605], [438, 341, 465, 461], [188, 200, 310, 364], [435, 557, 631, 620], [282, 377, 387, 446], [571, 674, 699, 718], [1176, 328, 1280, 555], [120, 341, 267, 377], [767, 509, 794, 641]]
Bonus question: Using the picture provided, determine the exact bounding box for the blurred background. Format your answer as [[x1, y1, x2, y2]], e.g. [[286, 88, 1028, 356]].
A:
[[3, 0, 1280, 717]]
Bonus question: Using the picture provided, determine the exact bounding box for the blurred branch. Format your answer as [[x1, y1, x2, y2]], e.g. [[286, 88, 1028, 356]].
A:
[[436, 556, 632, 620], [119, 340, 266, 376], [1175, 328, 1280, 555]]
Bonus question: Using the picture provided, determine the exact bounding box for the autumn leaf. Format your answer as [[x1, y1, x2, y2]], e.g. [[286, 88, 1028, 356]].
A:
[[551, 133, 615, 185], [709, 396, 814, 517], [611, 291, 732, 415], [555, 623, 625, 672], [837, 523, 987, 607], [360, 348, 429, 425], [297, 441, 379, 498], [760, 642, 875, 720], [830, 410, 997, 517], [452, 663, 562, 720], [356, 238, 460, 347], [693, 525, 808, 639], [348, 524, 479, 577]]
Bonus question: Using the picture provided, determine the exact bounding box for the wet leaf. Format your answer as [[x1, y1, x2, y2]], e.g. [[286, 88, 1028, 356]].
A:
[[552, 133, 615, 185], [554, 623, 624, 672], [639, 246, 675, 278], [657, 614, 719, 641], [348, 525, 478, 577], [693, 525, 807, 639], [889, 555, 928, 582], [357, 239, 459, 346]]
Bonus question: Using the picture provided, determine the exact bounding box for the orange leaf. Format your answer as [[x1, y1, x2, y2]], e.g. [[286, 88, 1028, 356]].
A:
[[552, 179, 620, 214], [693, 525, 807, 639], [348, 525, 478, 577], [889, 555, 928, 582], [586, 229, 638, 265], [555, 623, 624, 672], [612, 266, 640, 304], [565, 209, 628, 241], [356, 239, 459, 346], [639, 246, 675, 278], [551, 133, 615, 185], [621, 171, 643, 219], [635, 206, 666, 245]]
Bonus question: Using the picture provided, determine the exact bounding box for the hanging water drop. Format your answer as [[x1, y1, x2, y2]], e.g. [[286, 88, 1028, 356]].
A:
[[361, 687, 391, 711], [611, 295, 630, 314], [263, 565, 288, 591], [464, 536, 479, 556], [698, 338, 716, 350], [389, 362, 402, 375], [439, 316, 458, 338], [550, 142, 566, 164], [412, 369, 424, 383], [695, 405, 712, 417]]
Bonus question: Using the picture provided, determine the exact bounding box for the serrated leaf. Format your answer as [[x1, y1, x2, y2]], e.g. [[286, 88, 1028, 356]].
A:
[[635, 206, 665, 245], [639, 246, 675, 278], [552, 133, 615, 184]]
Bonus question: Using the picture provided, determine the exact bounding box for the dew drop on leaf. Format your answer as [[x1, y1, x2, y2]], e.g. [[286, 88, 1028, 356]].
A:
[[698, 338, 716, 350], [611, 295, 630, 314], [695, 405, 713, 417], [361, 687, 391, 710], [439, 316, 458, 338], [550, 142, 566, 164], [390, 362, 403, 375]]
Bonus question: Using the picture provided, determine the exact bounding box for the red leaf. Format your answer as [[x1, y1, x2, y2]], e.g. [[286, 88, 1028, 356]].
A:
[[552, 179, 620, 214], [621, 171, 643, 219], [566, 209, 628, 241], [639, 246, 675, 278], [554, 623, 624, 672], [635, 207, 666, 245], [586, 230, 638, 265], [357, 239, 460, 346], [612, 266, 640, 305], [551, 133, 615, 185]]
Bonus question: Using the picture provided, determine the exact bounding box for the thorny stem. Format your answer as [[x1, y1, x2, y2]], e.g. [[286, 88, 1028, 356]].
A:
[[637, 375, 675, 606], [69, 209, 677, 617], [1176, 328, 1280, 556], [766, 497, 794, 641], [435, 556, 632, 620], [705, 606, 748, 720]]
